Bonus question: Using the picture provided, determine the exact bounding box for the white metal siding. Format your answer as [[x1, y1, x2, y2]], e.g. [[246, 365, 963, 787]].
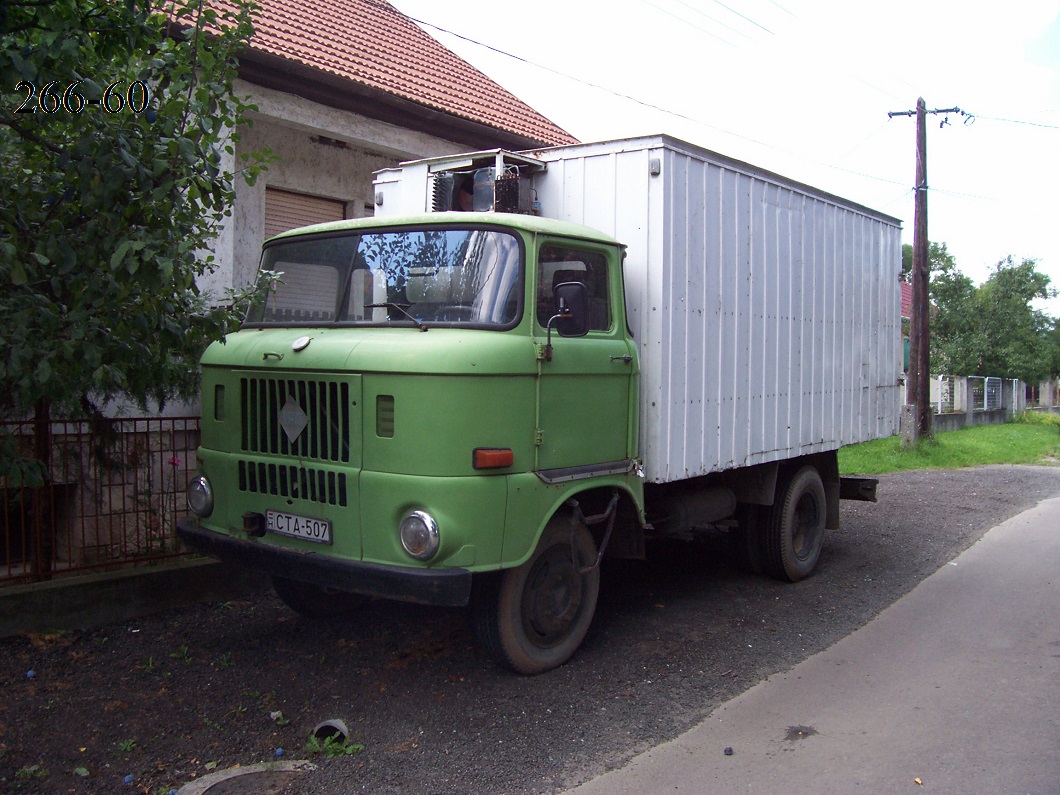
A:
[[374, 135, 902, 484], [531, 137, 901, 483]]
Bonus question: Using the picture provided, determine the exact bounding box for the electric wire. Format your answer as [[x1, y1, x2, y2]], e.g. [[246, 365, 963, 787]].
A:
[[640, 0, 740, 45], [392, 2, 927, 191], [666, 0, 753, 40], [974, 114, 1060, 130], [384, 0, 1044, 199], [710, 0, 774, 34]]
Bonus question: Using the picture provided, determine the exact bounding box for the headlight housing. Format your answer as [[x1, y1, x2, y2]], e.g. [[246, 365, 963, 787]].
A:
[[399, 510, 439, 561], [187, 475, 214, 517]]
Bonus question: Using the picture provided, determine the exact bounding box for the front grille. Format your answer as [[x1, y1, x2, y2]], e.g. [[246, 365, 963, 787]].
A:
[[239, 460, 348, 507], [241, 377, 351, 463]]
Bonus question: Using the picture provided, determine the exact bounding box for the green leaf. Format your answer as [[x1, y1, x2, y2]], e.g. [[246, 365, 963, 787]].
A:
[[110, 241, 131, 270], [0, 0, 267, 470]]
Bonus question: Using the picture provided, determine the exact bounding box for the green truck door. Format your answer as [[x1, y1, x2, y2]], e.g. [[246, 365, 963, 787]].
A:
[[534, 243, 634, 475]]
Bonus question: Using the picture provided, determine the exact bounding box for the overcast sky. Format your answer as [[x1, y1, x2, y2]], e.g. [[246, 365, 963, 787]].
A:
[[392, 0, 1060, 317]]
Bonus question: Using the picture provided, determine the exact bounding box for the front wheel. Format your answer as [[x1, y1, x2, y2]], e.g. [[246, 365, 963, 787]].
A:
[[472, 516, 600, 675], [271, 576, 370, 618], [762, 466, 826, 582]]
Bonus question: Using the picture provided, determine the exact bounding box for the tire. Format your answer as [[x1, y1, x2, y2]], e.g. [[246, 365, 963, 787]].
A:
[[472, 516, 600, 675], [271, 575, 370, 618], [762, 466, 826, 582]]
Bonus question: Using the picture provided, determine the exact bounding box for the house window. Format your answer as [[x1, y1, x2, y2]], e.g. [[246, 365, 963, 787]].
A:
[[264, 188, 346, 239]]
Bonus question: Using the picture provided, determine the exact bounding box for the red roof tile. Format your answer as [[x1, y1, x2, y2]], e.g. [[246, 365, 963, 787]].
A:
[[238, 0, 577, 147], [901, 279, 913, 319]]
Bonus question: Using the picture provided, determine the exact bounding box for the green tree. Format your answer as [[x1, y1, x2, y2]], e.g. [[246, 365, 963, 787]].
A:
[[1, 0, 268, 482], [928, 250, 982, 376], [930, 255, 1056, 383], [902, 240, 955, 282], [976, 257, 1055, 383], [1048, 318, 1060, 379]]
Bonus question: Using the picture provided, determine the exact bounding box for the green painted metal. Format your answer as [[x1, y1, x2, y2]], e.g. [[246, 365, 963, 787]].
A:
[[191, 215, 644, 581]]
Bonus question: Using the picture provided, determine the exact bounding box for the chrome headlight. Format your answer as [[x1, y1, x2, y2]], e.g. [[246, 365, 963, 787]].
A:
[[187, 475, 214, 517], [399, 510, 439, 561]]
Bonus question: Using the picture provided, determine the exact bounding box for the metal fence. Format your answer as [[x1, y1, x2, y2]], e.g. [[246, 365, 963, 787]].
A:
[[1, 417, 198, 586], [968, 376, 1003, 411], [934, 375, 956, 414]]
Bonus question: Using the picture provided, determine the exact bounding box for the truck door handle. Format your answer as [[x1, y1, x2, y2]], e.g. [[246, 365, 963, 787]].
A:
[[610, 354, 633, 364]]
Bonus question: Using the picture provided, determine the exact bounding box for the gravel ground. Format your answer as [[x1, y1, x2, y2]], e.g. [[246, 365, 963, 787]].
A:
[[2, 464, 1058, 795]]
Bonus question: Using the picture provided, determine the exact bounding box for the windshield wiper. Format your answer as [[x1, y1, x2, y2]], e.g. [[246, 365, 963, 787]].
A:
[[366, 303, 429, 332]]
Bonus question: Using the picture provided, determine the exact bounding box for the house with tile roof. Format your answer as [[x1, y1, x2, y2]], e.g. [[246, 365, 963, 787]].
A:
[[202, 0, 578, 295]]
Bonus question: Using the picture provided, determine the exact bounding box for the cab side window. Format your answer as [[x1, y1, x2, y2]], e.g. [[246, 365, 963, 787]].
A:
[[537, 246, 610, 331]]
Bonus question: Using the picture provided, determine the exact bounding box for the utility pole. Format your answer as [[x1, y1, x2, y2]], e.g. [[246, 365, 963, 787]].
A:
[[887, 99, 965, 443]]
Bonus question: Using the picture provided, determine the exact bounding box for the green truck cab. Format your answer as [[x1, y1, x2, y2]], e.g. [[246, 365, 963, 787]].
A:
[[178, 212, 644, 674]]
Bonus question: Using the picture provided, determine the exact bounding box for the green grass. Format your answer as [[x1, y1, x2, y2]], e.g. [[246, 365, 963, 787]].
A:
[[839, 412, 1060, 475]]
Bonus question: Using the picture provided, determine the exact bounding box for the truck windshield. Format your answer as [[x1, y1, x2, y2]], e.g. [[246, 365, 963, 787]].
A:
[[245, 228, 523, 328]]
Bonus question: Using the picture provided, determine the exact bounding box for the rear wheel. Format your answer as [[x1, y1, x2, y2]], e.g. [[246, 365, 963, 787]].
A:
[[763, 466, 826, 582], [473, 516, 600, 675], [271, 576, 370, 618]]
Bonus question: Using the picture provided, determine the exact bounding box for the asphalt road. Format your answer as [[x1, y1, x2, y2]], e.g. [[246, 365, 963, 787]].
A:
[[270, 464, 1060, 794], [564, 488, 1060, 794], [5, 465, 1059, 795]]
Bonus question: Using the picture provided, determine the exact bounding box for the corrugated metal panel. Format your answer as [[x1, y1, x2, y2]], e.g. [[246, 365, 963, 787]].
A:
[[533, 137, 902, 483], [374, 135, 902, 485]]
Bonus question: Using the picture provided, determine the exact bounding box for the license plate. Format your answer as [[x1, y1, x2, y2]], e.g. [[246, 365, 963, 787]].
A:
[[266, 510, 332, 544]]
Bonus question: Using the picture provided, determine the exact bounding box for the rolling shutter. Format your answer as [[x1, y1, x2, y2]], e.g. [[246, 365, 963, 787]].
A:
[[264, 189, 346, 239]]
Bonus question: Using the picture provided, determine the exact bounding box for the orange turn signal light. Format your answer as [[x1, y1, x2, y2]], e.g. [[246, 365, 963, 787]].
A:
[[473, 447, 514, 470]]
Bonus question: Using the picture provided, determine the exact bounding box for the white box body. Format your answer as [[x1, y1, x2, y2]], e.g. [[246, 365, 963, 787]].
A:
[[375, 135, 903, 484]]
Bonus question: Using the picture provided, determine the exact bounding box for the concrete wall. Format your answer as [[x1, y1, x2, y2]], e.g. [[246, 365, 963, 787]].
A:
[[928, 376, 1059, 432]]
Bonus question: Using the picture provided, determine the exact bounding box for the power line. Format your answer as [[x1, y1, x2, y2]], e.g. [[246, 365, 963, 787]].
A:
[[388, 3, 1002, 199], [975, 114, 1060, 130], [399, 5, 934, 192], [392, 5, 701, 122], [710, 0, 774, 34], [930, 186, 996, 202], [640, 0, 741, 45], [878, 188, 915, 212], [664, 0, 751, 42], [763, 0, 795, 16]]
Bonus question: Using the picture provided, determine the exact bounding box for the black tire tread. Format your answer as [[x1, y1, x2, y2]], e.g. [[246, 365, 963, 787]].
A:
[[763, 466, 826, 583], [471, 517, 599, 675]]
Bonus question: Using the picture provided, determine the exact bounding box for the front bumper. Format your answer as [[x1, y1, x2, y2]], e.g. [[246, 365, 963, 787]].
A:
[[178, 519, 472, 607]]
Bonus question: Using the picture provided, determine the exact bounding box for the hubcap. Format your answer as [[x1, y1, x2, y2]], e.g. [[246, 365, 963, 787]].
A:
[[521, 545, 584, 648], [791, 492, 822, 560]]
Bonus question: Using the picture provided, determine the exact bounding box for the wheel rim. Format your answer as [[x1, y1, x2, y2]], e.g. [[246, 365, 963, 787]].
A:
[[520, 545, 585, 648], [791, 491, 823, 561]]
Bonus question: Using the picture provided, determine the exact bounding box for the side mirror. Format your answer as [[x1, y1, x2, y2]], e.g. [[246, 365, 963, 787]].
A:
[[551, 282, 590, 338]]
